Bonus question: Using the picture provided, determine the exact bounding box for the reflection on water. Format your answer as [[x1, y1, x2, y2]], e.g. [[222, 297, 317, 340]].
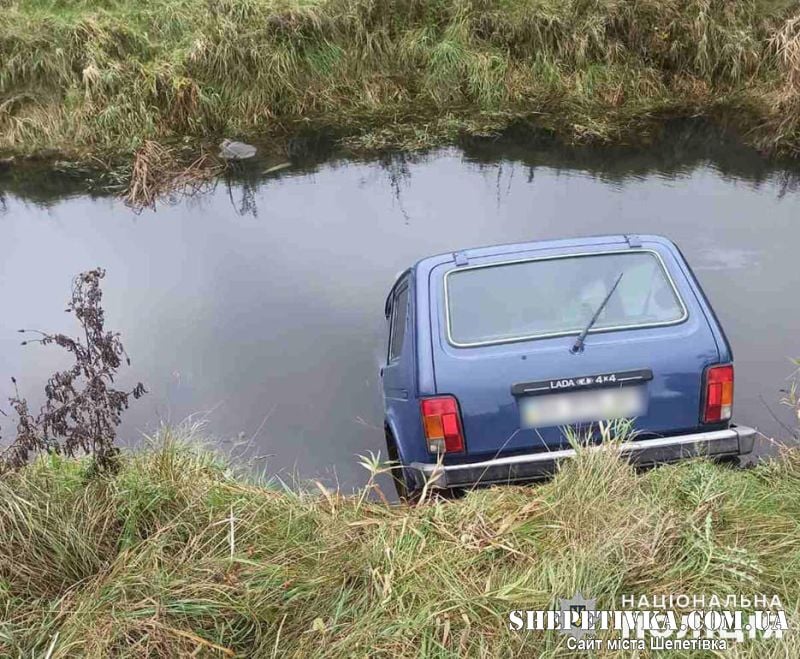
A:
[[1, 123, 799, 489]]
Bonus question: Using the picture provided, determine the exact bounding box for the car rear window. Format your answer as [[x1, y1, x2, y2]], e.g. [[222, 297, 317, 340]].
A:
[[445, 251, 686, 346]]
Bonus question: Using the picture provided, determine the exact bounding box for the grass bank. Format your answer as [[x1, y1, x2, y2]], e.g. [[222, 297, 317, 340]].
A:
[[3, 0, 800, 165], [1, 427, 799, 656]]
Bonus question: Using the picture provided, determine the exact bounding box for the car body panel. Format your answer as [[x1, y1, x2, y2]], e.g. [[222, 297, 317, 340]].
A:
[[381, 234, 736, 473]]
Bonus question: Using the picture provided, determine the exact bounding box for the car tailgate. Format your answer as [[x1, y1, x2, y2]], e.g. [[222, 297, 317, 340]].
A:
[[429, 242, 722, 458]]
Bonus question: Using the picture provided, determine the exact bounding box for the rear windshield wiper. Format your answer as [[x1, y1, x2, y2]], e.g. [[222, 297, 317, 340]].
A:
[[571, 272, 624, 354]]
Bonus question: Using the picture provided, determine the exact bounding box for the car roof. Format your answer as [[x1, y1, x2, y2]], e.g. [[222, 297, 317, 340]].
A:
[[411, 233, 676, 274], [385, 234, 679, 302]]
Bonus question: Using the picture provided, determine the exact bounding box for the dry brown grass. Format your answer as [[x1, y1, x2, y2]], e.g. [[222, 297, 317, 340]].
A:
[[125, 140, 223, 210], [2, 0, 800, 161]]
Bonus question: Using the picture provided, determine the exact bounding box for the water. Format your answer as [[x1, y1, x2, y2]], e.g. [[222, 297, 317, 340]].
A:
[[1, 126, 799, 489]]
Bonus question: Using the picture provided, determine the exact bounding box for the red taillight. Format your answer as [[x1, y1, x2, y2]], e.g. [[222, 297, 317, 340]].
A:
[[703, 364, 734, 423], [421, 396, 465, 454]]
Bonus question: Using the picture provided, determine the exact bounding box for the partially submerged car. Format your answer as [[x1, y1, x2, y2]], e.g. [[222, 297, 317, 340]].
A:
[[381, 234, 755, 498]]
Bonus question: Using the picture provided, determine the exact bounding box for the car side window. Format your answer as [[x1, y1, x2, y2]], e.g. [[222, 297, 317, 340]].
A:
[[388, 284, 409, 362]]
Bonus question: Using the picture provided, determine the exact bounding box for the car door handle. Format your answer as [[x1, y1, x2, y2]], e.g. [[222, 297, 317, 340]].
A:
[[379, 366, 385, 377]]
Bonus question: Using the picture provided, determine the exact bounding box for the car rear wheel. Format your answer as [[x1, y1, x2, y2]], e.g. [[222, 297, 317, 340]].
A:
[[385, 429, 419, 503]]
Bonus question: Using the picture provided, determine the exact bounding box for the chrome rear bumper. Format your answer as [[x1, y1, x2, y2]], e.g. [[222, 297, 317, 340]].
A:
[[410, 426, 756, 489]]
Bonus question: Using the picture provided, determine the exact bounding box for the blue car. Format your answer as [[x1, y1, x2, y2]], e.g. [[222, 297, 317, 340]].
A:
[[381, 234, 755, 499]]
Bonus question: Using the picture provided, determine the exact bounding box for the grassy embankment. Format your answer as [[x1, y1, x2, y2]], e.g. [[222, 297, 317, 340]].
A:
[[2, 0, 800, 168], [1, 426, 800, 657]]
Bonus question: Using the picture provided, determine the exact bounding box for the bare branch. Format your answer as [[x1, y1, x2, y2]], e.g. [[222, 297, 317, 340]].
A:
[[1, 269, 146, 474]]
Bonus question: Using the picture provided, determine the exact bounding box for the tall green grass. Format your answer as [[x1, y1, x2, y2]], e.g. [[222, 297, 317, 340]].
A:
[[2, 0, 800, 160], [1, 425, 799, 656]]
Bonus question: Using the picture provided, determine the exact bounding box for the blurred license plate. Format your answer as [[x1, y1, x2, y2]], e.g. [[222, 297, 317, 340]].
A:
[[520, 387, 646, 429]]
